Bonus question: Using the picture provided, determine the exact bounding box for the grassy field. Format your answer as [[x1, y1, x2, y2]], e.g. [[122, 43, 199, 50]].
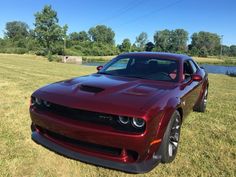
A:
[[0, 54, 235, 177]]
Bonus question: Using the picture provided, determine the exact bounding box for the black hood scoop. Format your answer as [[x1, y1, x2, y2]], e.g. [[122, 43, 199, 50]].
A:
[[80, 84, 104, 93]]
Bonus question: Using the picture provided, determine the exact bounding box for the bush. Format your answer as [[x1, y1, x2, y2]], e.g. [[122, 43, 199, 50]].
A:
[[0, 47, 28, 54]]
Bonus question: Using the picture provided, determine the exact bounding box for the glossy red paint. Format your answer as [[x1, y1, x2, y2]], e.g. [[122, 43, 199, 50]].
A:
[[30, 52, 209, 173]]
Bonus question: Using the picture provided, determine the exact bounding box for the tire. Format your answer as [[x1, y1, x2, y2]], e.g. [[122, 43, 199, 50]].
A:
[[194, 88, 208, 112], [160, 111, 182, 163]]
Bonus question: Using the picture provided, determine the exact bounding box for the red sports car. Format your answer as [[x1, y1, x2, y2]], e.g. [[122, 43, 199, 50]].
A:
[[30, 52, 208, 173]]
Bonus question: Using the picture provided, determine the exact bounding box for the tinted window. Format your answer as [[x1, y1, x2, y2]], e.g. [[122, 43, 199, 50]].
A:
[[99, 56, 179, 82], [189, 60, 197, 73], [183, 61, 193, 80], [106, 58, 129, 71]]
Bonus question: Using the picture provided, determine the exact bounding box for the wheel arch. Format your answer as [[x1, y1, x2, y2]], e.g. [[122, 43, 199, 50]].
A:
[[156, 97, 182, 138]]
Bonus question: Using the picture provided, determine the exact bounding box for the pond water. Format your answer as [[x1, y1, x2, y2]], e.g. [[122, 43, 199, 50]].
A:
[[200, 64, 236, 75], [82, 62, 236, 75]]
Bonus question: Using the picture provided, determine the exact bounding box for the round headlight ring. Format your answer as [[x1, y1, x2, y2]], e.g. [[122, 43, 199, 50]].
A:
[[43, 100, 51, 107], [35, 98, 42, 105], [132, 118, 145, 128], [118, 116, 130, 124], [31, 97, 36, 106]]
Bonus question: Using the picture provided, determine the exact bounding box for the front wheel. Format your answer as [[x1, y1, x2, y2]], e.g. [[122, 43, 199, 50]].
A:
[[194, 87, 208, 112], [160, 111, 182, 163]]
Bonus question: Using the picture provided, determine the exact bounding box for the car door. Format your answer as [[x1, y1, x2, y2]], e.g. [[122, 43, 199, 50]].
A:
[[180, 60, 202, 116]]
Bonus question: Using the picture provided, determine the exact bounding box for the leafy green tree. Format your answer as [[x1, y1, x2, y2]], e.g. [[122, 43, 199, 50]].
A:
[[34, 5, 66, 58], [154, 29, 171, 52], [154, 29, 188, 52], [69, 31, 89, 42], [135, 32, 148, 50], [69, 32, 80, 41], [78, 31, 90, 42], [131, 43, 139, 52], [119, 38, 131, 52], [221, 45, 230, 56], [88, 25, 115, 44], [3, 21, 30, 49], [5, 21, 29, 40], [190, 31, 220, 56], [199, 46, 208, 57], [229, 45, 236, 56], [171, 29, 188, 52]]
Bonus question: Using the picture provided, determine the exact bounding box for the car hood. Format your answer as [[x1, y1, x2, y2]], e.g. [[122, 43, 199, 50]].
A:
[[33, 74, 177, 117]]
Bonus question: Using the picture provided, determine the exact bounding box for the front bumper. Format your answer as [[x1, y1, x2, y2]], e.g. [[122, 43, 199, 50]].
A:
[[32, 131, 161, 173]]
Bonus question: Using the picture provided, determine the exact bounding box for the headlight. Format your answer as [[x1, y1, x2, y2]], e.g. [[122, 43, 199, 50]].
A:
[[118, 116, 130, 124], [31, 97, 36, 106], [43, 100, 51, 107], [132, 118, 145, 128], [35, 98, 42, 105]]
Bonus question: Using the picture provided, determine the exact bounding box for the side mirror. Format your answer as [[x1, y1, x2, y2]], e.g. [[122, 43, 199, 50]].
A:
[[192, 74, 202, 82], [96, 65, 103, 71]]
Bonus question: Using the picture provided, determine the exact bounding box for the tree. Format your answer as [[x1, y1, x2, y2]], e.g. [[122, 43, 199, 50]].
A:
[[229, 45, 236, 56], [5, 21, 29, 40], [69, 31, 89, 42], [190, 31, 220, 57], [78, 31, 90, 42], [170, 29, 188, 52], [154, 29, 188, 52], [34, 5, 66, 57], [135, 32, 148, 50], [221, 45, 230, 56], [88, 25, 115, 44], [69, 32, 79, 41], [131, 43, 139, 52], [154, 29, 171, 52], [119, 38, 131, 52]]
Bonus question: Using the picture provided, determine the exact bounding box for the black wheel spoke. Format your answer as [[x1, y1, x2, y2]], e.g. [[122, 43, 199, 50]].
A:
[[168, 116, 181, 157]]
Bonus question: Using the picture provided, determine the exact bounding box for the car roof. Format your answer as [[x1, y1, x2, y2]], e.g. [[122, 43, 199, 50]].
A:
[[119, 52, 190, 61]]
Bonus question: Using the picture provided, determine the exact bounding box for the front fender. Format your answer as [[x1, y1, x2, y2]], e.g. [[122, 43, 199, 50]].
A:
[[156, 97, 181, 139], [144, 97, 181, 160]]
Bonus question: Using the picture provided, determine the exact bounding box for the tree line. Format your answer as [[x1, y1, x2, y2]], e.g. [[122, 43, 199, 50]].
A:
[[0, 5, 236, 61]]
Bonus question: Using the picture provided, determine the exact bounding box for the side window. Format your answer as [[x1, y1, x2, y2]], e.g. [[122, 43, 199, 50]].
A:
[[189, 60, 197, 73], [106, 58, 130, 71], [183, 61, 193, 80]]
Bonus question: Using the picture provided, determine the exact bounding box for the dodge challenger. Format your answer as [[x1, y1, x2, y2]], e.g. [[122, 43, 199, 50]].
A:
[[30, 52, 209, 173]]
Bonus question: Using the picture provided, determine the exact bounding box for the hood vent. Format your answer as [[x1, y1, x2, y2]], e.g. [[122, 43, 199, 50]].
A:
[[80, 84, 104, 93]]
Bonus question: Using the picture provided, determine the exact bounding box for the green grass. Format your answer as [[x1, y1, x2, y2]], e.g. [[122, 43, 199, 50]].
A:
[[0, 54, 235, 177], [193, 56, 236, 66]]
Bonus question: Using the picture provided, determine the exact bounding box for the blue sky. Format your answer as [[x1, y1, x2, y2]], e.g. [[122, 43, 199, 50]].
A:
[[0, 0, 235, 45]]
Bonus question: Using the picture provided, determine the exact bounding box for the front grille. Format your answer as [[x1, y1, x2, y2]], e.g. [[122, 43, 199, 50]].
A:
[[38, 102, 116, 126], [33, 99, 145, 133]]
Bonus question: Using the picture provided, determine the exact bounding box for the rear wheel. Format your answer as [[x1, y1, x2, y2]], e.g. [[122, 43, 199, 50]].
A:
[[160, 111, 182, 163]]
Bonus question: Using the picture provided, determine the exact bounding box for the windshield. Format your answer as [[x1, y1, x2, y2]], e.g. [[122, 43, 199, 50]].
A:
[[98, 56, 179, 82]]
